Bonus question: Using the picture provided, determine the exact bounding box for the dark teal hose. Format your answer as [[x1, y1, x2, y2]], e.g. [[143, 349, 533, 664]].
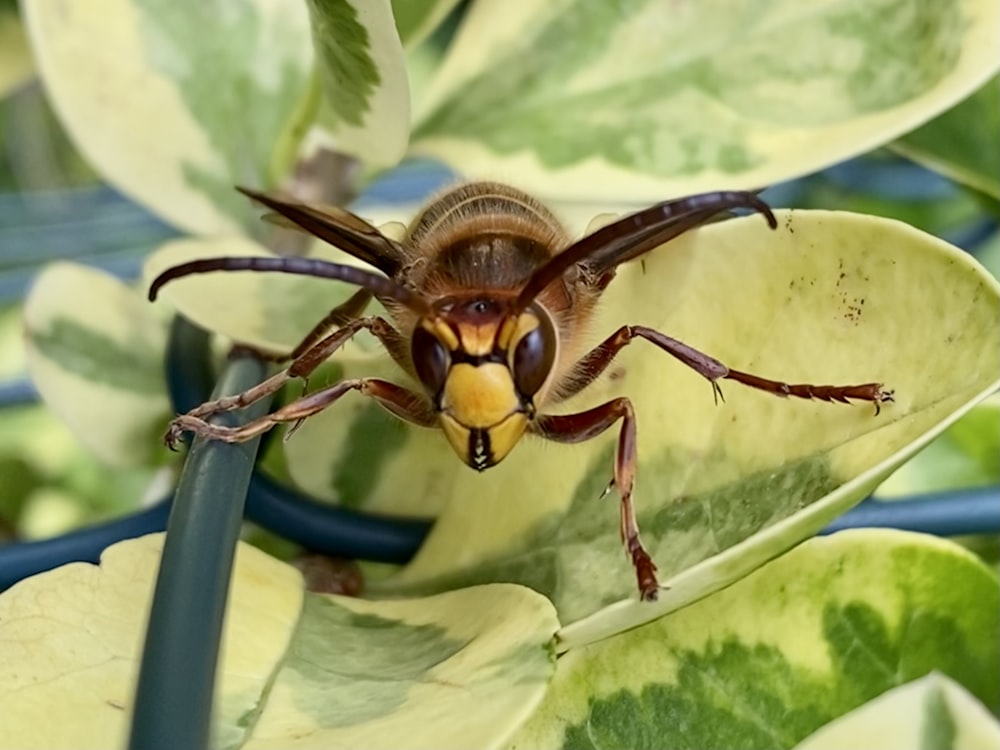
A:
[[127, 354, 270, 750]]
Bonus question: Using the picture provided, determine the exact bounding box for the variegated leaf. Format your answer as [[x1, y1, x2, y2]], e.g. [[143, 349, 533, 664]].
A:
[[345, 210, 1000, 646], [508, 530, 1000, 750], [793, 673, 1000, 750], [0, 534, 559, 750], [22, 0, 313, 234], [308, 0, 411, 169], [22, 263, 170, 467], [412, 0, 1000, 202]]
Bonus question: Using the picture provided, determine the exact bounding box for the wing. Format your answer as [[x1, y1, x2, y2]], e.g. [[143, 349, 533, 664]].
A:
[[514, 190, 777, 310], [237, 187, 409, 276]]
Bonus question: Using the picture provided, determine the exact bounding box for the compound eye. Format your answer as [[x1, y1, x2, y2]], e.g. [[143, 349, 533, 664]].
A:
[[411, 326, 449, 395], [511, 310, 556, 397]]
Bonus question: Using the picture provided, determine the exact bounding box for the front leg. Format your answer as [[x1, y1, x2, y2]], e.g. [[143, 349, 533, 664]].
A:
[[559, 325, 894, 413], [531, 398, 659, 602], [166, 315, 404, 448], [171, 377, 436, 444]]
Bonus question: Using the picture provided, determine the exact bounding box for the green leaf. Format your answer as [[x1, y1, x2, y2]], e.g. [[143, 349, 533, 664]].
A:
[[507, 530, 1000, 750], [0, 402, 162, 538], [876, 395, 999, 497], [390, 0, 463, 48], [0, 303, 26, 377], [891, 76, 1000, 200], [793, 673, 1000, 750], [351, 210, 1000, 645], [0, 404, 81, 475], [0, 456, 40, 537], [0, 10, 33, 98], [0, 534, 559, 749], [22, 0, 313, 234], [977, 231, 1000, 280], [23, 262, 170, 467], [308, 0, 411, 168], [412, 0, 1000, 201]]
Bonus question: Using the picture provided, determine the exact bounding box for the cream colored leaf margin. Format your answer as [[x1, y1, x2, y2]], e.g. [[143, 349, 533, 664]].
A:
[[412, 0, 1000, 202], [794, 673, 1000, 750], [0, 535, 559, 750]]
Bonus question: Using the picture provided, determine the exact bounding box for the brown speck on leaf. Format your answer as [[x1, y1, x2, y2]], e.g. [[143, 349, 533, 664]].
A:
[[106, 700, 125, 711], [608, 367, 626, 382]]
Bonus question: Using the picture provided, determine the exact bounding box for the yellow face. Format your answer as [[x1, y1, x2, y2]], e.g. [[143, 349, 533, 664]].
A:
[[438, 362, 530, 470], [409, 303, 557, 472]]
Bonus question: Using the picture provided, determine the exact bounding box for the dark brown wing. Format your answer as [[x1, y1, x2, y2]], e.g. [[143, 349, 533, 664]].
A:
[[237, 187, 408, 276], [514, 191, 777, 310]]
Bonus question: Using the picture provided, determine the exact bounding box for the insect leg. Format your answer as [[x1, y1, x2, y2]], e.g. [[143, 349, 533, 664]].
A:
[[227, 288, 374, 364], [166, 315, 406, 447], [170, 378, 436, 445], [560, 325, 893, 412], [288, 288, 373, 360], [288, 316, 410, 379], [531, 399, 659, 602]]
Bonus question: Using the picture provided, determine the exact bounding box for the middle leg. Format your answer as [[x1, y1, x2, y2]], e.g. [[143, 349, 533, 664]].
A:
[[166, 315, 405, 447]]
